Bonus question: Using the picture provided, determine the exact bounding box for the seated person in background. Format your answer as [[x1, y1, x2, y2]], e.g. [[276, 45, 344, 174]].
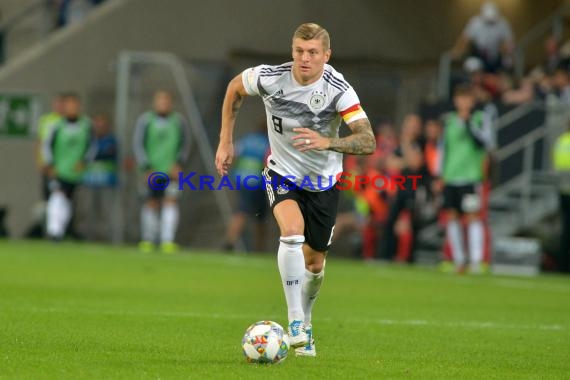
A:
[[502, 66, 570, 106], [83, 114, 118, 241], [452, 1, 514, 73], [223, 121, 270, 252]]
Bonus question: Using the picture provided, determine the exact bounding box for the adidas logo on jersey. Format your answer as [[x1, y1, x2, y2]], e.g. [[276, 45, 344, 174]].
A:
[[276, 186, 289, 195], [272, 89, 284, 98]]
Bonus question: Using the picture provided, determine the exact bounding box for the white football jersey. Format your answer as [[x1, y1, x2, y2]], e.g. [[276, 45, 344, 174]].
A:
[[242, 62, 367, 191]]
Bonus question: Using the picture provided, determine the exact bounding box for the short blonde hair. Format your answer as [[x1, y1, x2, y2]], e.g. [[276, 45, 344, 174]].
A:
[[154, 90, 172, 100], [292, 23, 330, 50]]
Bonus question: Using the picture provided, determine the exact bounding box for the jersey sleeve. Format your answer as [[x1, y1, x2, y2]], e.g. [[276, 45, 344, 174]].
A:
[[468, 111, 494, 151], [133, 113, 150, 169], [241, 65, 266, 96], [337, 87, 368, 124]]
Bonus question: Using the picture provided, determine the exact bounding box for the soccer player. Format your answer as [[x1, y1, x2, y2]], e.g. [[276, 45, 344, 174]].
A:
[[43, 93, 96, 241], [133, 90, 191, 254], [215, 23, 375, 356], [440, 84, 493, 274]]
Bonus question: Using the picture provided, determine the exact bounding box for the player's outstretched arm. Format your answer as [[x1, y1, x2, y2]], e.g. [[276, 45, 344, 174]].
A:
[[216, 74, 249, 176]]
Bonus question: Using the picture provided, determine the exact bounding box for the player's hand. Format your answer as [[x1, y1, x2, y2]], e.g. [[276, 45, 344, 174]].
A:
[[45, 165, 56, 179], [215, 141, 234, 176], [170, 164, 182, 180], [431, 178, 444, 194], [145, 169, 155, 180], [292, 128, 330, 152], [74, 161, 85, 172]]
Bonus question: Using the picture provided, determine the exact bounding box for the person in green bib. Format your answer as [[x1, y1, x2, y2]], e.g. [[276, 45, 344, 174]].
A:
[[24, 94, 65, 239], [36, 94, 65, 201], [552, 124, 570, 273], [133, 90, 190, 254], [440, 84, 494, 274], [43, 93, 96, 241]]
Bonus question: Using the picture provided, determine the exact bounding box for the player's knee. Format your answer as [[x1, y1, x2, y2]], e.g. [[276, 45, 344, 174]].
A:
[[307, 261, 324, 273], [465, 212, 481, 222], [306, 253, 326, 273], [280, 225, 304, 237], [446, 209, 459, 220], [163, 197, 177, 205], [146, 199, 160, 209]]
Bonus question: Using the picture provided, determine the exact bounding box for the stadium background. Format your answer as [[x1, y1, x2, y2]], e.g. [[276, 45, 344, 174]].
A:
[[0, 0, 568, 258]]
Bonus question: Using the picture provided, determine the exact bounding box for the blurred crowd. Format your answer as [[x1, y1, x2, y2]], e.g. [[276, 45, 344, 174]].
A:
[[448, 1, 570, 108], [333, 1, 570, 274]]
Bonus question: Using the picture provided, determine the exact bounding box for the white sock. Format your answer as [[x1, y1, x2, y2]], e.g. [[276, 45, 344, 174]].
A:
[[447, 220, 465, 267], [46, 191, 71, 238], [468, 220, 484, 271], [141, 205, 159, 242], [302, 267, 325, 326], [278, 235, 306, 323], [160, 203, 179, 243]]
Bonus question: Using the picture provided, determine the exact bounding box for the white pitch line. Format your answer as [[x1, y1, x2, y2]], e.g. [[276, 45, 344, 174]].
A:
[[9, 306, 566, 332]]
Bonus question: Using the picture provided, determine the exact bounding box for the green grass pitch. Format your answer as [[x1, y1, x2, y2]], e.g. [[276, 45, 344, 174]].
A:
[[0, 240, 569, 379]]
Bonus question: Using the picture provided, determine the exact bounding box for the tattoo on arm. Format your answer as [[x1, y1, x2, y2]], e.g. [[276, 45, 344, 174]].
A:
[[329, 118, 376, 155], [231, 93, 243, 118]]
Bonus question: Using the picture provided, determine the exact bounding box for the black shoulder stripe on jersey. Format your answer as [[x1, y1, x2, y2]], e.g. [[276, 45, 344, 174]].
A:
[[260, 72, 290, 78], [260, 65, 291, 71], [323, 72, 349, 90], [323, 76, 347, 92], [260, 65, 292, 74], [323, 73, 349, 91], [324, 69, 349, 86], [271, 63, 293, 70], [260, 69, 291, 76]]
